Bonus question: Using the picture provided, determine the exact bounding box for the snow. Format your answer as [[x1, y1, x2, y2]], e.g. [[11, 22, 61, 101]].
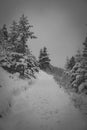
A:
[[0, 68, 87, 130]]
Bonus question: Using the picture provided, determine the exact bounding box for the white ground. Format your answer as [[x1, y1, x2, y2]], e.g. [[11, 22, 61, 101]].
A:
[[0, 68, 87, 130]]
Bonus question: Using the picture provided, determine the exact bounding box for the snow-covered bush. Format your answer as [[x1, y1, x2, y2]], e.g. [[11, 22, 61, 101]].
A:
[[0, 52, 39, 79], [78, 82, 87, 94]]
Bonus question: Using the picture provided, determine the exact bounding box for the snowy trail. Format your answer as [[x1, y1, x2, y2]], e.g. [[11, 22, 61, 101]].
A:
[[0, 70, 87, 130]]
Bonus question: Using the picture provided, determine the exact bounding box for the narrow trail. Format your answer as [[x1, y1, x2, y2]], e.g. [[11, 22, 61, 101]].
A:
[[0, 71, 87, 130]]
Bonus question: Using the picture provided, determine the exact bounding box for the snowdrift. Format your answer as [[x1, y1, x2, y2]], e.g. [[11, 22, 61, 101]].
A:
[[0, 67, 36, 117]]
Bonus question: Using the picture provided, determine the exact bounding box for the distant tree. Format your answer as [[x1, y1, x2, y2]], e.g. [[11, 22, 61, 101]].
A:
[[65, 56, 75, 71], [38, 48, 43, 61], [39, 46, 51, 69], [83, 37, 87, 57], [65, 56, 70, 70], [69, 56, 76, 70], [75, 50, 82, 63], [82, 36, 87, 71]]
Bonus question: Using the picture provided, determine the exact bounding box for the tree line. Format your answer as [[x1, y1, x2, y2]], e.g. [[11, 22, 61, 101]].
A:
[[0, 14, 51, 78], [61, 36, 87, 94]]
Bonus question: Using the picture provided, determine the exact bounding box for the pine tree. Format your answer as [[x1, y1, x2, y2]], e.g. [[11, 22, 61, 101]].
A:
[[66, 37, 87, 93], [17, 14, 36, 54], [1, 24, 8, 41], [83, 37, 87, 57], [82, 37, 87, 71], [38, 49, 43, 61], [0, 28, 4, 54], [0, 24, 8, 50], [0, 24, 9, 57], [0, 15, 39, 78], [39, 46, 50, 69], [81, 36, 87, 77], [65, 56, 70, 70], [69, 56, 76, 70], [65, 56, 75, 71], [9, 21, 19, 52], [75, 50, 82, 63]]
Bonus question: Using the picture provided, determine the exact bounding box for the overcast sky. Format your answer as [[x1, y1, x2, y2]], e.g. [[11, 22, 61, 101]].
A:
[[0, 0, 87, 67]]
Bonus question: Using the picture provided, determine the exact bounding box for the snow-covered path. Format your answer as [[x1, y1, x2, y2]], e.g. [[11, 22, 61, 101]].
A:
[[0, 70, 87, 130]]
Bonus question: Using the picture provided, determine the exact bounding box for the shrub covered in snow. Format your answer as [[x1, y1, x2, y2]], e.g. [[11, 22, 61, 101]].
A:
[[0, 67, 37, 118], [78, 82, 87, 94], [0, 51, 39, 78]]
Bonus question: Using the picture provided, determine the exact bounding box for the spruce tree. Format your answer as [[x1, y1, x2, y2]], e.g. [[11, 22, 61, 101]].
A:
[[75, 50, 82, 63], [0, 24, 9, 56], [0, 15, 39, 78], [38, 49, 43, 62], [65, 56, 70, 70], [69, 56, 76, 70], [17, 14, 36, 54], [65, 56, 75, 71], [67, 36, 87, 93], [39, 46, 50, 69], [1, 24, 8, 41], [81, 36, 87, 77], [9, 21, 19, 52]]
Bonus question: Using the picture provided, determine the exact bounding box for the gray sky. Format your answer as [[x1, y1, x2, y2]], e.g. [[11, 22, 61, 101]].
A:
[[0, 0, 87, 67]]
